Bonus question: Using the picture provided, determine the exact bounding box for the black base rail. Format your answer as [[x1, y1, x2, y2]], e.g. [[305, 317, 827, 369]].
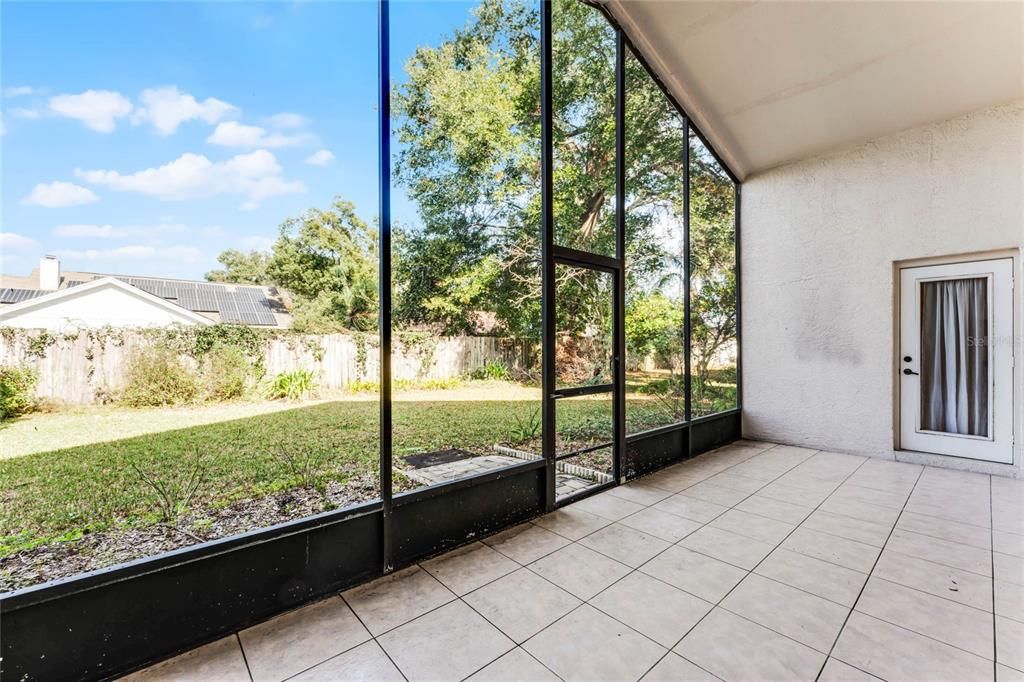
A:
[[1, 410, 740, 681]]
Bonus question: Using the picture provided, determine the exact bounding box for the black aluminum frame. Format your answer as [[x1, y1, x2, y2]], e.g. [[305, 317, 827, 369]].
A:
[[0, 2, 742, 679]]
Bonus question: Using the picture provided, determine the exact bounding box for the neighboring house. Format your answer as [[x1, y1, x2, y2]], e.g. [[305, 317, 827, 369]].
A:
[[0, 256, 291, 331]]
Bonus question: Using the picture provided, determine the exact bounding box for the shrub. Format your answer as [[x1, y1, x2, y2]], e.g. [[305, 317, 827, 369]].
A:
[[266, 369, 317, 401], [0, 365, 39, 419], [471, 360, 510, 381], [201, 343, 254, 401], [121, 344, 200, 407]]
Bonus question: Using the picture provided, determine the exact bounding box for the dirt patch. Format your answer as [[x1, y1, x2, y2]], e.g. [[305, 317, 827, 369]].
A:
[[0, 476, 386, 593]]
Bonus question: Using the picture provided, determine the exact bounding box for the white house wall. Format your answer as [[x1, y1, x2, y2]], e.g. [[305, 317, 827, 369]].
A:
[[0, 284, 205, 330], [741, 100, 1024, 475]]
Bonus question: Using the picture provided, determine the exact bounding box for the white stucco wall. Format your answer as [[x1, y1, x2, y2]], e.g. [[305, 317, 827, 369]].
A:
[[741, 100, 1024, 474], [0, 283, 206, 331]]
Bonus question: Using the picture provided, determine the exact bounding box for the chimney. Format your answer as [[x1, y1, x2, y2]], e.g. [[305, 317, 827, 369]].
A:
[[39, 255, 60, 290]]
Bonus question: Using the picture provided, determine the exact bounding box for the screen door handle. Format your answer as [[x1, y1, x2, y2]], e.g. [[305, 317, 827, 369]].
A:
[[903, 368, 919, 376]]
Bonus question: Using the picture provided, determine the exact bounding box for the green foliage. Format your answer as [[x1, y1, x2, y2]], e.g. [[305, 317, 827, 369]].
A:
[[625, 293, 684, 369], [265, 369, 317, 401], [508, 405, 540, 442], [201, 343, 255, 401], [418, 377, 462, 391], [121, 345, 200, 407], [0, 365, 39, 420], [24, 330, 57, 359], [267, 198, 378, 332], [204, 249, 272, 285], [347, 379, 380, 394], [471, 360, 510, 381]]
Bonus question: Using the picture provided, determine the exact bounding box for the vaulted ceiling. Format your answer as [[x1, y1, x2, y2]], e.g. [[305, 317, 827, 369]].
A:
[[607, 1, 1024, 179]]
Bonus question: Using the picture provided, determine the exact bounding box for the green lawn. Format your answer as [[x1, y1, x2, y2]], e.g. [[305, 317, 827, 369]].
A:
[[1, 396, 661, 556], [0, 374, 732, 559]]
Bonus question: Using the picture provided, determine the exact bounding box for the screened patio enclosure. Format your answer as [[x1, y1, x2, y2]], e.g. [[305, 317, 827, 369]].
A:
[[3, 0, 1021, 679], [0, 1, 740, 679]]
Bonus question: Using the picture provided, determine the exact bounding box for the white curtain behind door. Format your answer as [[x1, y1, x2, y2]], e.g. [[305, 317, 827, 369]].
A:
[[920, 278, 988, 436]]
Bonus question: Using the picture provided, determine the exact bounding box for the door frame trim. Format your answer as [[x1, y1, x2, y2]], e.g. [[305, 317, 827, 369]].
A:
[[893, 248, 1019, 466]]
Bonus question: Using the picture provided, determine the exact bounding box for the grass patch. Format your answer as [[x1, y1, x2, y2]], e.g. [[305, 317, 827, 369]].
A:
[[0, 397, 624, 555], [0, 371, 736, 559]]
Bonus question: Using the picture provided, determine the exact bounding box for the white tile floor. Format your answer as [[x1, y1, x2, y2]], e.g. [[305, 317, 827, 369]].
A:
[[125, 441, 1024, 682]]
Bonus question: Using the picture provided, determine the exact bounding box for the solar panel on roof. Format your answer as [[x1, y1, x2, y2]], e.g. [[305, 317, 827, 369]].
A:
[[0, 288, 48, 304]]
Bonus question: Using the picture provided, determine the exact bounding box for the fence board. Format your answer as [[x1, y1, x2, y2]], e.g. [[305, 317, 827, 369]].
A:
[[0, 331, 535, 404]]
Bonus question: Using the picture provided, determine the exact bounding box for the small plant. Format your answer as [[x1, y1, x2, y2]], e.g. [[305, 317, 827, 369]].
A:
[[121, 344, 200, 407], [419, 377, 461, 390], [508, 406, 541, 443], [0, 365, 39, 419], [347, 379, 380, 393], [471, 360, 510, 381], [275, 447, 327, 491], [201, 342, 255, 401], [128, 449, 207, 523], [558, 415, 612, 444], [266, 369, 317, 401]]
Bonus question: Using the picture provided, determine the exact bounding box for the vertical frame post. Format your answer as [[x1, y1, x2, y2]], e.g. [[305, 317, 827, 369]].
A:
[[540, 0, 556, 511], [612, 30, 626, 482], [683, 120, 693, 430], [734, 183, 742, 411], [377, 0, 394, 571]]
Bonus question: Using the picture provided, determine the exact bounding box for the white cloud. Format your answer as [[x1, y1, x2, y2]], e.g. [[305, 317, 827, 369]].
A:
[[0, 232, 39, 250], [132, 86, 237, 135], [56, 245, 156, 260], [11, 107, 42, 119], [54, 223, 189, 239], [76, 149, 306, 209], [22, 181, 100, 208], [206, 121, 312, 148], [4, 86, 37, 97], [48, 90, 134, 133], [55, 244, 203, 263], [305, 149, 335, 166], [268, 112, 308, 129]]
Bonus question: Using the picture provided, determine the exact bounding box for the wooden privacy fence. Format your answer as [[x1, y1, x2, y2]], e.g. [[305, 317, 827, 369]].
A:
[[0, 331, 536, 404]]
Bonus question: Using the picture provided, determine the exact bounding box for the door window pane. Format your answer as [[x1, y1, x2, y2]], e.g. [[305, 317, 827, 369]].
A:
[[920, 278, 989, 436]]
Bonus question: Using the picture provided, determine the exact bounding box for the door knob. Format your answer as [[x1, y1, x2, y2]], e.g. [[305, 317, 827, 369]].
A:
[[903, 368, 919, 376]]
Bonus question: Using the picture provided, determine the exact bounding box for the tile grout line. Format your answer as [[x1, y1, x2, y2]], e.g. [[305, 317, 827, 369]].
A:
[[814, 462, 927, 680], [235, 632, 254, 682], [990, 475, 997, 681], [499, 443, 804, 680], [338, 591, 412, 682], [632, 448, 863, 679]]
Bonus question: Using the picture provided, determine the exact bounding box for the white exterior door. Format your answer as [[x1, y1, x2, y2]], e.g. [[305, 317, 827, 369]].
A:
[[899, 258, 1014, 463]]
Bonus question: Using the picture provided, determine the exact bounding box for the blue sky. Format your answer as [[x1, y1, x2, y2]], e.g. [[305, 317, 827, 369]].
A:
[[2, 0, 475, 280]]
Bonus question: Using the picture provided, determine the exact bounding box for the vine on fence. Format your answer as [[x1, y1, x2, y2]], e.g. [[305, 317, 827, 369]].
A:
[[396, 331, 438, 378]]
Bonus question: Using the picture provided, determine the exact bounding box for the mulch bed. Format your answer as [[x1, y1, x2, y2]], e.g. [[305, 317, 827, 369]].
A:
[[0, 476, 382, 593]]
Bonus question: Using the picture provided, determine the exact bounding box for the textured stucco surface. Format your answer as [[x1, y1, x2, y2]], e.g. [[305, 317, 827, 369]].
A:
[[741, 101, 1024, 473]]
